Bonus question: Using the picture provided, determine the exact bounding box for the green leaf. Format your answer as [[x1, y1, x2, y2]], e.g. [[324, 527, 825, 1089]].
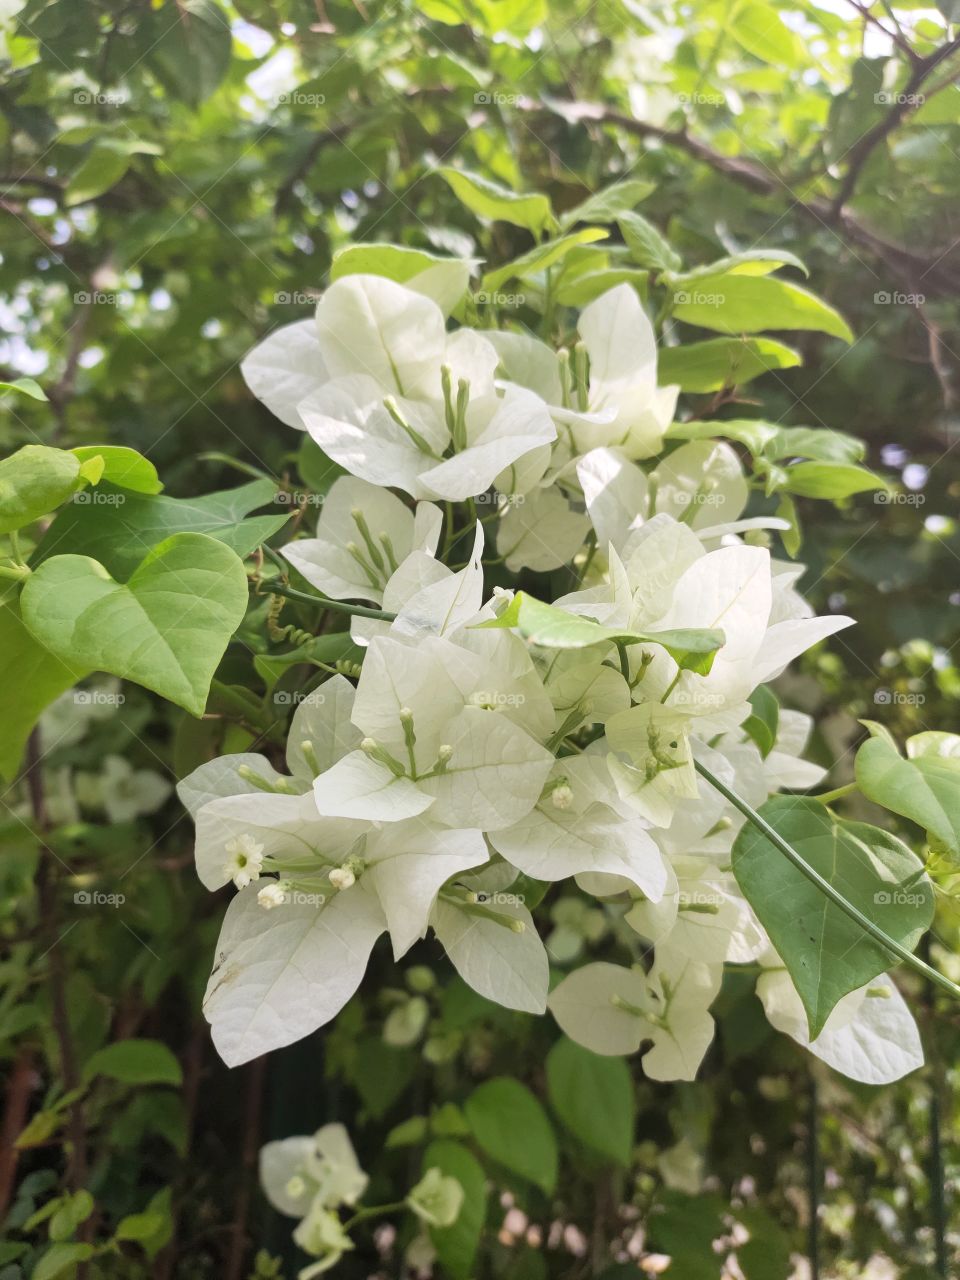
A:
[[331, 242, 473, 285], [0, 376, 47, 401], [83, 1038, 183, 1086], [422, 1140, 488, 1280], [483, 229, 608, 291], [70, 447, 162, 495], [386, 1116, 429, 1148], [33, 1243, 95, 1280], [0, 598, 87, 781], [144, 0, 233, 106], [667, 419, 864, 465], [0, 444, 83, 535], [546, 1038, 634, 1166], [296, 438, 347, 495], [479, 591, 724, 672], [618, 210, 682, 273], [21, 533, 249, 717], [66, 145, 130, 204], [658, 337, 801, 392], [559, 180, 655, 228], [438, 167, 555, 235], [49, 1190, 94, 1242], [732, 797, 934, 1037], [554, 267, 650, 307], [744, 685, 779, 758], [671, 249, 809, 281], [33, 478, 288, 581], [464, 1078, 557, 1193], [856, 736, 960, 858], [730, 3, 806, 67], [780, 461, 886, 499], [672, 273, 854, 342]]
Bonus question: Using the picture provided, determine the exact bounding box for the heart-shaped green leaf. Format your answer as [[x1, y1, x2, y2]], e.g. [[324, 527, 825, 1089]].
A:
[[32, 478, 288, 581], [732, 797, 933, 1038], [21, 533, 248, 716], [856, 735, 960, 858]]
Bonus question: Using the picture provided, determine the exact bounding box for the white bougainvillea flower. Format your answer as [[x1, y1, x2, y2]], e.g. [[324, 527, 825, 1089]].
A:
[[547, 947, 723, 1079], [576, 447, 649, 552], [431, 864, 549, 1014], [407, 1167, 465, 1228], [650, 440, 748, 531], [488, 285, 678, 461], [202, 813, 487, 1065], [294, 1203, 355, 1276], [605, 703, 699, 827], [757, 964, 923, 1084], [260, 1123, 368, 1218], [282, 475, 442, 604], [490, 755, 668, 900], [76, 754, 171, 824], [312, 634, 553, 828], [539, 647, 631, 733], [241, 318, 329, 430]]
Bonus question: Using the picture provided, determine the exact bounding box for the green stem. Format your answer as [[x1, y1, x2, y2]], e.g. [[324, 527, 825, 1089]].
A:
[[342, 1200, 408, 1231], [260, 546, 396, 622], [814, 782, 857, 805], [693, 758, 960, 1004]]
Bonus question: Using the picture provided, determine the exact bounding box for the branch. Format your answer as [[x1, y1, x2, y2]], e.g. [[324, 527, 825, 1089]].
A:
[[516, 97, 960, 297], [831, 37, 960, 214]]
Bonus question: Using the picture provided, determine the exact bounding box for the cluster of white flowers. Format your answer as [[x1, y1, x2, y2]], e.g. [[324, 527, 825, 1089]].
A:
[[178, 266, 923, 1086]]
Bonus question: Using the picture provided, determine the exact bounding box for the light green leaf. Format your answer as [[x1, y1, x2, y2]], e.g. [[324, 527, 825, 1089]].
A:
[[671, 249, 809, 281], [559, 180, 655, 228], [744, 685, 779, 758], [0, 444, 82, 535], [554, 266, 650, 307], [0, 376, 47, 401], [658, 337, 801, 392], [83, 1038, 183, 1086], [464, 1077, 557, 1193], [856, 736, 960, 858], [438, 167, 555, 235], [479, 591, 724, 672], [483, 228, 608, 291], [546, 1038, 634, 1166], [732, 797, 934, 1037], [70, 446, 162, 495], [33, 1243, 96, 1280], [618, 210, 682, 273], [21, 533, 249, 717], [730, 3, 806, 67], [422, 1140, 488, 1280], [66, 145, 130, 204], [672, 273, 854, 342], [780, 461, 886, 499], [33, 478, 288, 581]]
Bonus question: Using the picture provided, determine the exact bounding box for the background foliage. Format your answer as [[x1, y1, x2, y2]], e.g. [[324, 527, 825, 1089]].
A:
[[1, 0, 959, 1276]]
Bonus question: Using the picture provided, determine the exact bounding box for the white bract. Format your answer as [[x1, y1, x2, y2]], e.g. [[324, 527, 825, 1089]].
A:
[[179, 262, 916, 1091]]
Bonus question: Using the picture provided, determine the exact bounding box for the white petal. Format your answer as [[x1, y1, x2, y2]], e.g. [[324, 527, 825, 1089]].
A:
[[433, 897, 549, 1013], [177, 753, 288, 818], [547, 961, 647, 1055], [204, 884, 385, 1066], [241, 320, 328, 429], [312, 751, 435, 822], [287, 675, 362, 780], [577, 447, 649, 551]]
